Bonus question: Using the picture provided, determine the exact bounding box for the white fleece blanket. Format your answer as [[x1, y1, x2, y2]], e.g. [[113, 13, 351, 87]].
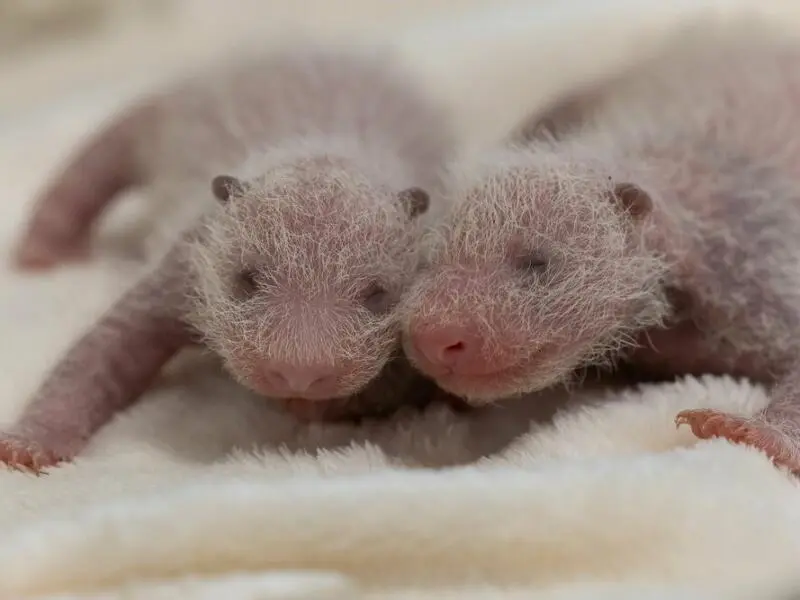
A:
[[5, 0, 800, 598]]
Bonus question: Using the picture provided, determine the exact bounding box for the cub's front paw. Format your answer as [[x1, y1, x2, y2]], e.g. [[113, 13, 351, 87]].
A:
[[676, 409, 800, 473], [0, 433, 68, 475]]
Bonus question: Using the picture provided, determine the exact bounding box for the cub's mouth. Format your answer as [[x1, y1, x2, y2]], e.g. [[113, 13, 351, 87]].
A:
[[277, 396, 396, 423], [279, 390, 474, 423], [430, 366, 528, 402], [427, 348, 566, 403], [281, 397, 336, 422]]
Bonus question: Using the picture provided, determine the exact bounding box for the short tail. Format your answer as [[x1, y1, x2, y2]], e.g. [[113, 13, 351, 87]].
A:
[[12, 103, 152, 270]]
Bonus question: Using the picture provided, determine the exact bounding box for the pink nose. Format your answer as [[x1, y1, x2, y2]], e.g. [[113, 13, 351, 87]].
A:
[[412, 325, 482, 373], [262, 363, 337, 394]]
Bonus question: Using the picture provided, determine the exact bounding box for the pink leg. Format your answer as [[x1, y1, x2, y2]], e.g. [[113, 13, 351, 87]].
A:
[[676, 370, 800, 474], [13, 104, 152, 271], [2, 249, 191, 473]]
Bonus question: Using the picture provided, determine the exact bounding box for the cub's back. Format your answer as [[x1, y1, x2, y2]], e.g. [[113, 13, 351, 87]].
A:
[[136, 46, 454, 186]]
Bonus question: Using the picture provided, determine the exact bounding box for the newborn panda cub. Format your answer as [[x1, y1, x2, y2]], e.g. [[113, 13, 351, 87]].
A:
[[401, 29, 800, 473], [4, 45, 456, 472]]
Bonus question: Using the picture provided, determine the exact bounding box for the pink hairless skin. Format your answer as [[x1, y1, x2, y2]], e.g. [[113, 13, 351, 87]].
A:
[[7, 45, 458, 472], [400, 29, 800, 475]]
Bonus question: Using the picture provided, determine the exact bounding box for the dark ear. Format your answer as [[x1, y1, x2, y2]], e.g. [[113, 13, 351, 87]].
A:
[[211, 175, 247, 203], [397, 187, 430, 220], [610, 182, 652, 220]]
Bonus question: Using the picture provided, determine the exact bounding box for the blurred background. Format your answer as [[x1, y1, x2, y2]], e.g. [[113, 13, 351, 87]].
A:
[[0, 0, 519, 236], [0, 0, 520, 114]]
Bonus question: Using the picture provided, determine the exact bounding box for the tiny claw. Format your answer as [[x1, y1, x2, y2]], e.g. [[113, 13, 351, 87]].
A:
[[675, 408, 738, 439], [0, 433, 65, 475], [675, 408, 800, 474]]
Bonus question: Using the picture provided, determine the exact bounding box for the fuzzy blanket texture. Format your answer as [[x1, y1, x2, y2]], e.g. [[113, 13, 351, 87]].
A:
[[5, 0, 800, 598]]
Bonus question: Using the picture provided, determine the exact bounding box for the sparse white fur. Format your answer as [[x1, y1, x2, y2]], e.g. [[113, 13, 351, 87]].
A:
[[406, 143, 671, 398], [130, 47, 454, 399], [0, 43, 458, 470], [402, 23, 800, 408], [183, 141, 425, 393], [94, 44, 456, 405]]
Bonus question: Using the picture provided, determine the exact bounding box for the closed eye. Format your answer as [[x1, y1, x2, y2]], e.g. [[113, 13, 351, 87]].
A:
[[362, 282, 392, 314], [416, 258, 431, 273], [515, 253, 549, 274], [235, 269, 259, 299]]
